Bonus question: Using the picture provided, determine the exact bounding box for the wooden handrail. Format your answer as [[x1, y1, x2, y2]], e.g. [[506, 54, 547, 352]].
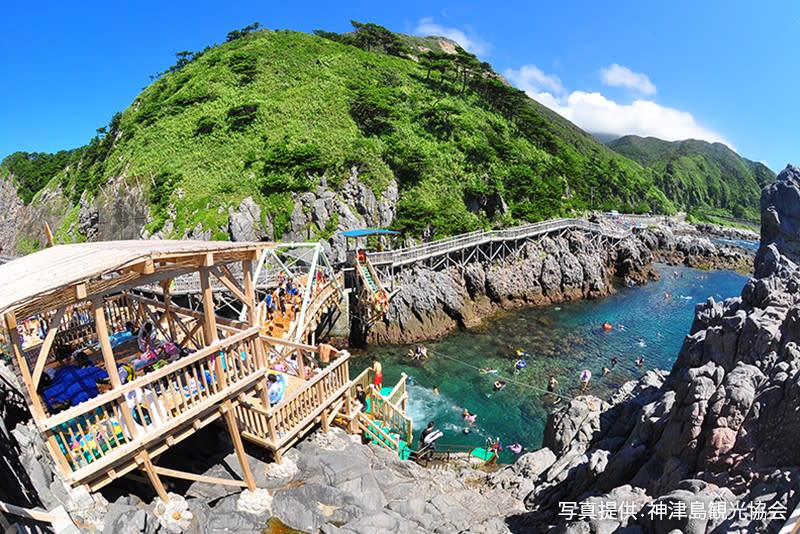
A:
[[266, 352, 350, 414], [41, 326, 261, 428], [385, 373, 407, 405], [126, 293, 248, 330]]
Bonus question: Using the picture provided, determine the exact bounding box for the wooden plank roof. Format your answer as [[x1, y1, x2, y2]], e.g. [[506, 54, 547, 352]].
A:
[[0, 240, 268, 316]]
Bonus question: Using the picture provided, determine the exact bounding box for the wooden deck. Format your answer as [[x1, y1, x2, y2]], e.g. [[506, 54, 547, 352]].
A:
[[0, 241, 360, 502]]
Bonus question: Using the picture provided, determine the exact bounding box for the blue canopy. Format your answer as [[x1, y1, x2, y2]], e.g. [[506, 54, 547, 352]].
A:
[[340, 229, 400, 238]]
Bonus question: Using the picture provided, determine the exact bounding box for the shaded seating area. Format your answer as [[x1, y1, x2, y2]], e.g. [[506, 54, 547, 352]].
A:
[[0, 240, 356, 501]]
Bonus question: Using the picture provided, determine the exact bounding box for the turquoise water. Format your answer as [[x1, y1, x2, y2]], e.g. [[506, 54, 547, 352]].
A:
[[351, 264, 748, 462]]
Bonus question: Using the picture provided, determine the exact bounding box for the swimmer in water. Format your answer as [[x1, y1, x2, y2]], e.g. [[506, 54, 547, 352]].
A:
[[494, 380, 507, 391], [635, 356, 644, 367], [547, 375, 558, 392]]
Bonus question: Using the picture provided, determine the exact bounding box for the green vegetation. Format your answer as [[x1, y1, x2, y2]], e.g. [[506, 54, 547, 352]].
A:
[[607, 136, 773, 221], [0, 22, 767, 242]]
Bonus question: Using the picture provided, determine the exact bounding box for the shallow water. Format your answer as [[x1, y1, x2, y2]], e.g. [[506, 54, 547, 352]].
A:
[[351, 264, 748, 462]]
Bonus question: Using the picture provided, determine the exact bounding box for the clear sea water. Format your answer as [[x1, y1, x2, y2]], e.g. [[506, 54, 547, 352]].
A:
[[350, 263, 748, 462]]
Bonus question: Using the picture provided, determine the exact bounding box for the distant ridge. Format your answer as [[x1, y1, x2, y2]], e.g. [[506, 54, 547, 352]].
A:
[[607, 135, 773, 221]]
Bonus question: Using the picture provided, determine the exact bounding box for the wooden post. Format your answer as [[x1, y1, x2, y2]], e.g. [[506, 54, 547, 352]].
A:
[[297, 350, 305, 380], [93, 298, 139, 438], [241, 259, 257, 326], [31, 306, 66, 390], [320, 407, 330, 432], [162, 279, 176, 342], [4, 312, 45, 420], [221, 400, 256, 491], [137, 451, 169, 502], [44, 221, 54, 247], [93, 298, 122, 388], [199, 262, 217, 346]]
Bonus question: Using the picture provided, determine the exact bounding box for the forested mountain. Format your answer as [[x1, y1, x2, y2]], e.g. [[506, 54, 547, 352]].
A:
[[607, 135, 773, 221], [0, 22, 767, 253]]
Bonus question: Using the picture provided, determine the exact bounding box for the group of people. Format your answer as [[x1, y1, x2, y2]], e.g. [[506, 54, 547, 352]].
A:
[[569, 353, 646, 395], [407, 346, 428, 360], [418, 420, 525, 457], [260, 275, 303, 336]]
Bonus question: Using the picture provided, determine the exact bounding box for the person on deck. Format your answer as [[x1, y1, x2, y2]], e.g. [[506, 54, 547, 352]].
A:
[[137, 322, 158, 353], [267, 373, 286, 406], [372, 358, 383, 388], [355, 384, 368, 412], [420, 421, 442, 450]]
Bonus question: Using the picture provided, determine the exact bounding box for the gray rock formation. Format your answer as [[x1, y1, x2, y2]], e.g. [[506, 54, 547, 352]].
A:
[[370, 230, 657, 344], [0, 176, 24, 253], [78, 427, 523, 533], [499, 166, 799, 533], [637, 225, 755, 273], [228, 196, 273, 242]]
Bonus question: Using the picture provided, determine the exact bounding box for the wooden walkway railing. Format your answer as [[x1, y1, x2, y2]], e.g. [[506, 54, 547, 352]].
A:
[[367, 218, 631, 267], [282, 274, 344, 345], [237, 346, 352, 461], [349, 368, 412, 447], [40, 326, 267, 489]]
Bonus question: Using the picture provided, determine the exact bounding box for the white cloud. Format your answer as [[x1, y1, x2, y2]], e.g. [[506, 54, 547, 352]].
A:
[[503, 65, 565, 96], [600, 63, 656, 95], [414, 17, 489, 56], [506, 63, 734, 150]]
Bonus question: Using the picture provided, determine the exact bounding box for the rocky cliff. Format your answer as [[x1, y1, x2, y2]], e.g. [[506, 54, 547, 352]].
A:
[[492, 165, 800, 533], [369, 230, 658, 344], [636, 225, 755, 273]]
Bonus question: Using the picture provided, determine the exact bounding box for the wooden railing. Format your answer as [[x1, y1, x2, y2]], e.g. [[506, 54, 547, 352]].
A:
[[39, 326, 266, 485], [348, 368, 412, 447], [237, 348, 351, 451], [384, 373, 408, 408], [282, 274, 344, 345], [355, 411, 403, 453], [367, 218, 631, 267]]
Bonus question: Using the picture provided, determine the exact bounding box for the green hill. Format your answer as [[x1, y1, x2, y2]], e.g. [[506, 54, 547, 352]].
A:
[[607, 135, 773, 221], [0, 22, 762, 249]]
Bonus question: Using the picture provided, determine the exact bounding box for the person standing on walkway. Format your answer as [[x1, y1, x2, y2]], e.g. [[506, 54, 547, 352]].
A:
[[372, 358, 383, 388]]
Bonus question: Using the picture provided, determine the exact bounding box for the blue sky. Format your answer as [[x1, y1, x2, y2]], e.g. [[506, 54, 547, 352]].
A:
[[1, 0, 796, 172]]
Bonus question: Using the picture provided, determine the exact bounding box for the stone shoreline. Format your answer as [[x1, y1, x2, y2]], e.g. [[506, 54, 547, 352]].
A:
[[367, 223, 756, 345]]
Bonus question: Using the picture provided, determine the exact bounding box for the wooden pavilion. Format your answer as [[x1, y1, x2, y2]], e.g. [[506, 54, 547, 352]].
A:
[[0, 240, 358, 501]]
